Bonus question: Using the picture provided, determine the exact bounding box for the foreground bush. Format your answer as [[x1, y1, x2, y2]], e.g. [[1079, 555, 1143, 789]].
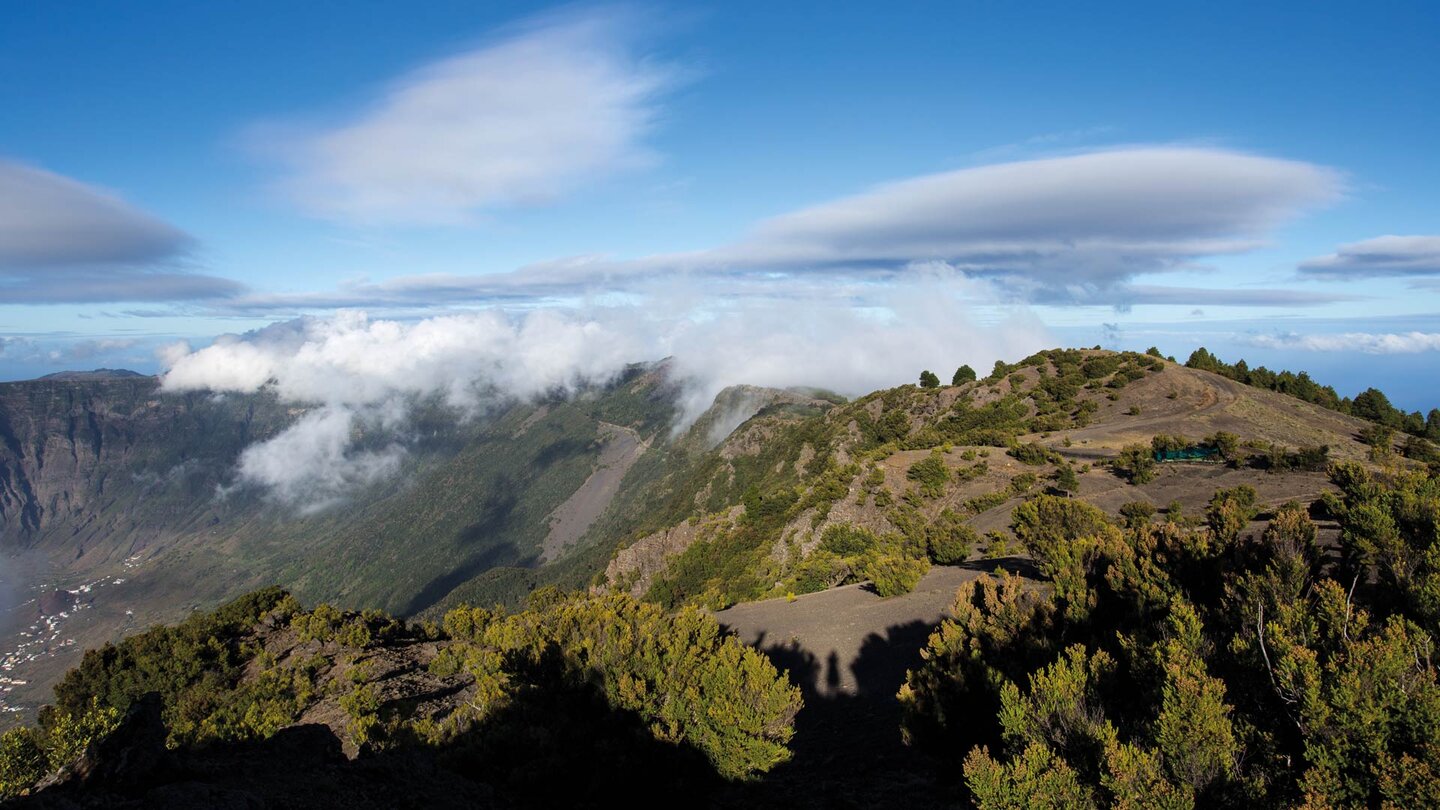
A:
[[441, 590, 802, 780], [2, 587, 802, 799], [901, 469, 1440, 808]]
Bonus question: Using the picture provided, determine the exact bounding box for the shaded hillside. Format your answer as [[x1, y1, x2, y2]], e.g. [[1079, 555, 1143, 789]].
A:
[[0, 588, 800, 807], [0, 363, 702, 725]]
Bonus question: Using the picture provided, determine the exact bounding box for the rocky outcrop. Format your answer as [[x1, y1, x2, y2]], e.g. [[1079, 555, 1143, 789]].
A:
[[602, 507, 743, 597]]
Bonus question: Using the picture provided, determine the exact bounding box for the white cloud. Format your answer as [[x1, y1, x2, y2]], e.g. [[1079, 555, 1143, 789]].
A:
[[1298, 235, 1440, 278], [651, 268, 1050, 424], [0, 336, 37, 358], [262, 7, 678, 225], [162, 309, 646, 509], [1248, 331, 1440, 354], [61, 338, 140, 361], [162, 308, 642, 408], [232, 406, 404, 513], [719, 147, 1340, 285], [161, 271, 1048, 507]]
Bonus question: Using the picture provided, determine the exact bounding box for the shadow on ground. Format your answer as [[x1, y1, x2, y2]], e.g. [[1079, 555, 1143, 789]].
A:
[[714, 620, 963, 808]]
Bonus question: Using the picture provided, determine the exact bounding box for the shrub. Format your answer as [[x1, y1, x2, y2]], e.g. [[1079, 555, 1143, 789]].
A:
[[1118, 500, 1156, 528], [819, 524, 878, 557], [1008, 442, 1057, 466], [0, 727, 47, 800], [1359, 423, 1396, 450], [339, 683, 382, 746], [1208, 431, 1241, 462], [907, 451, 950, 497], [864, 553, 930, 597], [1115, 444, 1157, 484], [1206, 485, 1258, 544], [927, 509, 978, 564]]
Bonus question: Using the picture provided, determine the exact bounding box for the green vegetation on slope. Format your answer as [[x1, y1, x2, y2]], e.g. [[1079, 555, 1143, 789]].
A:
[[899, 461, 1440, 808], [1, 586, 801, 801], [627, 349, 1165, 608]]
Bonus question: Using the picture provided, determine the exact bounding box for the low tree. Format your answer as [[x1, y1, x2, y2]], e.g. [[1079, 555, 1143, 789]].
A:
[[1359, 423, 1396, 451], [0, 728, 47, 800], [1115, 444, 1157, 484], [907, 450, 950, 497], [1118, 501, 1156, 529], [865, 553, 929, 597], [927, 509, 978, 564], [1207, 431, 1240, 463], [954, 364, 977, 385], [1054, 463, 1080, 497], [919, 370, 941, 388], [1205, 485, 1257, 545]]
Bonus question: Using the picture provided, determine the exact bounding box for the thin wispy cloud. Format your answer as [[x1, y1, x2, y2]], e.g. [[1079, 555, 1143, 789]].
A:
[[1298, 235, 1440, 279], [219, 146, 1345, 312], [258, 6, 680, 226], [1248, 331, 1440, 354], [0, 159, 240, 303]]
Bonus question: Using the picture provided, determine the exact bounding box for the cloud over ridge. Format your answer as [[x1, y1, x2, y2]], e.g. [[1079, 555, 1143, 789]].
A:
[[161, 272, 1047, 508]]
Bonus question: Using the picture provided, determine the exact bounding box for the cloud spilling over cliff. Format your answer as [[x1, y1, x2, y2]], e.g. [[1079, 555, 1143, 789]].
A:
[[160, 272, 1046, 508]]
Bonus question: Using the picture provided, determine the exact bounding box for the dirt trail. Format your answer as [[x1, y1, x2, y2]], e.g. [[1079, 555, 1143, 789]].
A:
[[713, 563, 1019, 802], [719, 565, 982, 698]]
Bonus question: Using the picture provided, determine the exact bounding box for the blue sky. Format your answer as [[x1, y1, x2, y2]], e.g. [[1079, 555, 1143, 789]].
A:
[[3, 1, 1439, 409]]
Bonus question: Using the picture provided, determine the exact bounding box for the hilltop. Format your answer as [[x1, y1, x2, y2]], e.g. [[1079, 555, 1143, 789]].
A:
[[602, 348, 1381, 611], [33, 370, 147, 382]]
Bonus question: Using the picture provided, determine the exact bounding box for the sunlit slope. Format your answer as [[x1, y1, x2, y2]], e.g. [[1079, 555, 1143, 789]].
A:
[[602, 349, 1383, 610]]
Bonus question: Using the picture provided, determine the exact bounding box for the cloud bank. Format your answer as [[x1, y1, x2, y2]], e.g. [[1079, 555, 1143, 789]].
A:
[[262, 7, 678, 226], [1298, 235, 1440, 279], [0, 159, 241, 303], [162, 272, 1046, 508], [162, 309, 647, 508], [1248, 331, 1440, 354]]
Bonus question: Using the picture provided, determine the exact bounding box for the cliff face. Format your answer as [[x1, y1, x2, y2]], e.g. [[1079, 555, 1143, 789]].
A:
[[0, 366, 694, 724], [0, 377, 292, 561]]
